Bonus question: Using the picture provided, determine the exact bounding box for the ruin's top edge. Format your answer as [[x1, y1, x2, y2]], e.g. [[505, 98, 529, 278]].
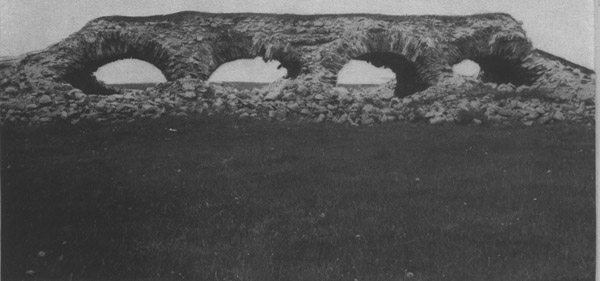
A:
[[94, 10, 517, 23]]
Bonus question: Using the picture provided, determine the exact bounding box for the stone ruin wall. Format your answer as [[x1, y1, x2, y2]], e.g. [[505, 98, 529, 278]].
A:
[[0, 11, 595, 125]]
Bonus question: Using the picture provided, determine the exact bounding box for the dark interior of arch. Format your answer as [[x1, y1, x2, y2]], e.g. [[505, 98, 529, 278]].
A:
[[255, 46, 302, 79], [354, 52, 429, 98], [62, 33, 173, 95], [275, 58, 301, 79], [472, 55, 538, 86]]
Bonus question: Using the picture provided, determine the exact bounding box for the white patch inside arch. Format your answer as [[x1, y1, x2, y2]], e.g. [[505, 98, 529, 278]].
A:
[[93, 58, 167, 84], [208, 57, 287, 83], [452, 59, 481, 78], [337, 60, 395, 84]]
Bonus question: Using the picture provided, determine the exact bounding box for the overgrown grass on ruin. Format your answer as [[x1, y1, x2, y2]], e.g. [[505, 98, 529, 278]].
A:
[[1, 115, 594, 281]]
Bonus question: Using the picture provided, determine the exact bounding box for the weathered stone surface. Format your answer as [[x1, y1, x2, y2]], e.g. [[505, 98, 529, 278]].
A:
[[264, 91, 283, 101], [66, 89, 86, 99], [497, 83, 516, 92], [38, 95, 52, 105], [553, 111, 565, 121], [180, 91, 197, 99], [4, 86, 17, 95], [515, 85, 530, 93], [296, 85, 309, 96]]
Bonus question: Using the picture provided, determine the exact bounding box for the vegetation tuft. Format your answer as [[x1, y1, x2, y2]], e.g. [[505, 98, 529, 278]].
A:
[[1, 115, 594, 281]]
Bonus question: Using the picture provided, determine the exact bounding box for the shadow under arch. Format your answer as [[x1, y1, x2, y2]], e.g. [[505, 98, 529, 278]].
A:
[[353, 52, 430, 97], [61, 32, 176, 95], [470, 55, 536, 86]]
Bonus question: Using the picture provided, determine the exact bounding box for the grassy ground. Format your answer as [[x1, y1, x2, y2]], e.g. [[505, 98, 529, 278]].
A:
[[1, 115, 595, 281]]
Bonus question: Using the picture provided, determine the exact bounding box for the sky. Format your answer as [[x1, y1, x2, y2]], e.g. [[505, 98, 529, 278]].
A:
[[93, 59, 168, 84], [0, 0, 595, 83], [207, 59, 396, 84], [93, 58, 396, 84], [208, 58, 287, 83]]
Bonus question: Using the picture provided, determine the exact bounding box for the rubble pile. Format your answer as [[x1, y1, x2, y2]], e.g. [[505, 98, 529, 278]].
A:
[[0, 76, 593, 127]]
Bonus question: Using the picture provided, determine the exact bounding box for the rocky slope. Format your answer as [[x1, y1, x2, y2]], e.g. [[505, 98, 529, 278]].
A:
[[1, 76, 593, 127]]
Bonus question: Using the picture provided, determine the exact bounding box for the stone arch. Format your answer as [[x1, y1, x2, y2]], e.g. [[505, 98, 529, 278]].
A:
[[208, 32, 303, 80], [447, 29, 541, 86], [60, 32, 180, 95], [355, 52, 429, 97], [321, 31, 439, 97]]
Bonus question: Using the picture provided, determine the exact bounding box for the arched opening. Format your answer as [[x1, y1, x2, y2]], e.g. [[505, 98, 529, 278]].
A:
[[208, 57, 287, 89], [94, 59, 167, 90], [61, 32, 175, 95], [337, 60, 396, 87], [449, 34, 540, 87], [344, 52, 429, 98], [471, 55, 535, 86]]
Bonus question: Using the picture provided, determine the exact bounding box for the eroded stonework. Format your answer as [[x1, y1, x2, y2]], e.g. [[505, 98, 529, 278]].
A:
[[0, 11, 595, 126]]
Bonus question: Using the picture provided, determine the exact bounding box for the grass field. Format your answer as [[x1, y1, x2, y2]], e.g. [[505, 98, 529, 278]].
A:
[[1, 115, 595, 280]]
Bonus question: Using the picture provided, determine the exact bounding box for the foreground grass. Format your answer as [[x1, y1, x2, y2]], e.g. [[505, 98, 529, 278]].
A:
[[1, 116, 595, 281]]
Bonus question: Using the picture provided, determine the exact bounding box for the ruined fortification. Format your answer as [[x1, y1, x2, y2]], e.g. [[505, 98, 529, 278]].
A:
[[0, 11, 595, 125]]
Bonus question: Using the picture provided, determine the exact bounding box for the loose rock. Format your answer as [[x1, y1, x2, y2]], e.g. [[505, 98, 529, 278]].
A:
[[38, 95, 52, 105], [264, 91, 282, 101], [4, 86, 17, 95]]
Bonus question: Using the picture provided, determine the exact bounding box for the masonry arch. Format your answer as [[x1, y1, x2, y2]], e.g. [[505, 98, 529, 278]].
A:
[[319, 32, 441, 97], [208, 33, 303, 81], [358, 52, 430, 97], [330, 51, 430, 97], [448, 31, 540, 86], [61, 32, 177, 95]]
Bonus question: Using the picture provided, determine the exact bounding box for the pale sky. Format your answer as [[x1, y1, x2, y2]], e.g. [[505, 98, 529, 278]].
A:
[[93, 58, 396, 84], [337, 61, 396, 84], [93, 59, 168, 84], [1, 0, 595, 84], [208, 58, 287, 83], [207, 59, 396, 84]]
